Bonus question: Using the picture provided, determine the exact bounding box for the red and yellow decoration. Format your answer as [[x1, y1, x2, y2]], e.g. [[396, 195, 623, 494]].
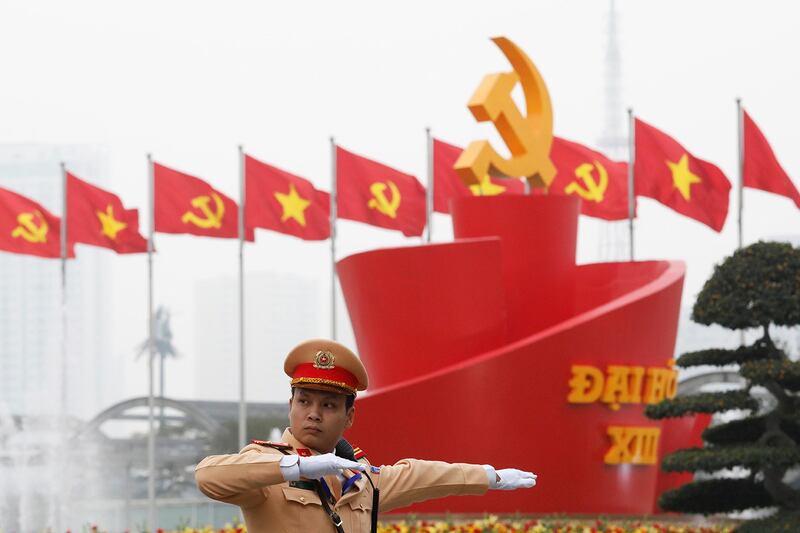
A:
[[433, 138, 525, 214], [548, 137, 629, 221], [245, 153, 331, 241], [567, 362, 678, 410], [567, 362, 677, 466], [455, 37, 556, 190], [0, 186, 70, 258], [336, 145, 426, 237], [154, 162, 253, 240], [67, 172, 148, 254], [634, 118, 731, 232]]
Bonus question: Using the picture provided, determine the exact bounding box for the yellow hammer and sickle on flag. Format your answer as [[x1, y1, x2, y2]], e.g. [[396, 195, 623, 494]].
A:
[[181, 192, 225, 229], [367, 181, 401, 219], [564, 161, 609, 203], [455, 37, 556, 190], [11, 210, 48, 243]]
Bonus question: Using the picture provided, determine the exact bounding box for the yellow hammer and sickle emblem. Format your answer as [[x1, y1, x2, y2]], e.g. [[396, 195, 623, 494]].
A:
[[181, 192, 225, 229], [455, 36, 556, 190], [564, 161, 609, 203], [11, 210, 49, 243], [367, 181, 401, 219]]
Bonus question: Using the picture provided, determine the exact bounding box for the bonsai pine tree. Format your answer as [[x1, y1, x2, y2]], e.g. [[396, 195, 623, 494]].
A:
[[645, 241, 800, 531]]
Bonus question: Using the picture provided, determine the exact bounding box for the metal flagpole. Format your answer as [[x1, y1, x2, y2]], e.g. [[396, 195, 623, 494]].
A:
[[59, 162, 68, 414], [736, 98, 746, 347], [146, 153, 157, 533], [425, 128, 433, 243], [627, 108, 636, 261], [330, 137, 338, 340], [238, 145, 247, 450], [736, 98, 744, 250], [55, 161, 68, 533]]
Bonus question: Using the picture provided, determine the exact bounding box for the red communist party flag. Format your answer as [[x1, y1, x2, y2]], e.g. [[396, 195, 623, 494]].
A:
[[634, 118, 731, 232], [0, 186, 72, 258], [154, 162, 253, 240], [67, 172, 148, 253], [548, 137, 629, 221], [244, 154, 330, 241], [336, 146, 426, 237], [743, 110, 800, 209], [433, 139, 525, 214]]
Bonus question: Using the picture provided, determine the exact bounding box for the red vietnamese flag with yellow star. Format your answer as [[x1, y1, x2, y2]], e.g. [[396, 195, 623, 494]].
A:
[[67, 172, 148, 253], [154, 162, 253, 240], [743, 110, 800, 209], [548, 136, 630, 221], [634, 118, 731, 232], [336, 146, 426, 237], [0, 187, 72, 258], [433, 139, 525, 214], [244, 154, 330, 241]]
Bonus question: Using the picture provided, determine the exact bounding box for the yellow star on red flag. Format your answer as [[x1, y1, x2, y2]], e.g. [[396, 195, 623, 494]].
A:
[[666, 154, 702, 201], [274, 183, 311, 226], [97, 205, 127, 240]]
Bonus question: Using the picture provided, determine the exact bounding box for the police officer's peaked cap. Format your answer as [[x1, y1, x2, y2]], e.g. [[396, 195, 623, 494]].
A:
[[284, 339, 369, 395]]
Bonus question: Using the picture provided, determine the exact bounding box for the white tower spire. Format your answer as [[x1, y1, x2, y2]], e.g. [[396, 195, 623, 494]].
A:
[[597, 0, 629, 260], [598, 0, 626, 158]]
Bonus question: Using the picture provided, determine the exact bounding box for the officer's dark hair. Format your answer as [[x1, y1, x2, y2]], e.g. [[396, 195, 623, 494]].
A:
[[291, 387, 355, 411]]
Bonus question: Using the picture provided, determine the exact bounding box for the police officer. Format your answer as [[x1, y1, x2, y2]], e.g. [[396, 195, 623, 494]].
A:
[[195, 339, 537, 533]]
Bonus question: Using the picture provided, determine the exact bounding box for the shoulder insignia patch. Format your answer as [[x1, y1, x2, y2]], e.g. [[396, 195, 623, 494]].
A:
[[353, 446, 367, 460], [251, 440, 292, 450]]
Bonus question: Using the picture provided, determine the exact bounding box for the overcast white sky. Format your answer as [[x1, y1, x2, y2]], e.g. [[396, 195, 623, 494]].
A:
[[2, 0, 799, 409]]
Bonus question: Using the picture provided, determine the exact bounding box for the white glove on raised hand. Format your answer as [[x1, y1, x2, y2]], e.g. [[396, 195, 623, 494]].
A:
[[280, 453, 365, 481], [483, 465, 537, 490]]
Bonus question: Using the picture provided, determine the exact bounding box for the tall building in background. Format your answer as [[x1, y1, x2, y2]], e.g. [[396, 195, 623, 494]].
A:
[[0, 144, 115, 419], [194, 271, 321, 403], [596, 0, 630, 261]]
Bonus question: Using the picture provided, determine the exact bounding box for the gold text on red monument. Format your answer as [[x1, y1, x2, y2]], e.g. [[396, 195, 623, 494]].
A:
[[567, 362, 678, 411]]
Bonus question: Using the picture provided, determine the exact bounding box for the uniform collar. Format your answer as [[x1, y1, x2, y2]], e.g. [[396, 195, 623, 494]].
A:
[[282, 428, 367, 504]]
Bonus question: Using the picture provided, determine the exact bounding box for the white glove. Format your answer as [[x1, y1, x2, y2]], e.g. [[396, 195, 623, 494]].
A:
[[280, 453, 365, 481], [483, 465, 537, 490]]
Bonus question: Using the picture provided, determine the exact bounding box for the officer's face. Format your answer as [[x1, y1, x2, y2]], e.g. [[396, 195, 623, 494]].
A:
[[288, 388, 355, 452]]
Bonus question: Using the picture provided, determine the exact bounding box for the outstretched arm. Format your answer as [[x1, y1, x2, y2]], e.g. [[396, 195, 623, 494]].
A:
[[375, 459, 536, 512]]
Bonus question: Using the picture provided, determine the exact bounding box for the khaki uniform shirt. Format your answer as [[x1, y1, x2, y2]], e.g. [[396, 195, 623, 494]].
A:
[[195, 429, 489, 533]]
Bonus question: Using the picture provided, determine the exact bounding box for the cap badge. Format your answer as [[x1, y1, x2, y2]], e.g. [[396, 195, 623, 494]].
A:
[[313, 350, 336, 369]]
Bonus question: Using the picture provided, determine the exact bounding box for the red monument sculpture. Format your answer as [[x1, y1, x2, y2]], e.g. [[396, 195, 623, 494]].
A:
[[339, 195, 706, 514]]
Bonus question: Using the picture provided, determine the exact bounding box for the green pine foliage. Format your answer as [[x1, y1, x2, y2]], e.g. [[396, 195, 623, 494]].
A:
[[644, 390, 758, 419], [702, 416, 767, 445], [658, 478, 773, 514], [662, 445, 800, 472], [741, 359, 800, 392], [702, 416, 800, 446], [691, 241, 800, 329], [677, 338, 785, 368], [646, 242, 800, 528]]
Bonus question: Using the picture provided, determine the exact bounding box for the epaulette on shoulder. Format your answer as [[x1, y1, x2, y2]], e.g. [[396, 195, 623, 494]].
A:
[[251, 439, 293, 451], [352, 445, 367, 460]]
